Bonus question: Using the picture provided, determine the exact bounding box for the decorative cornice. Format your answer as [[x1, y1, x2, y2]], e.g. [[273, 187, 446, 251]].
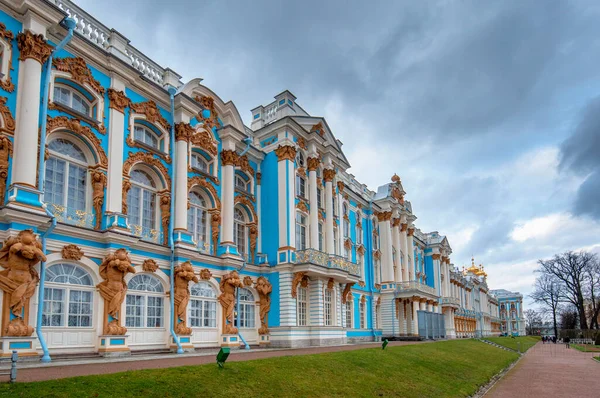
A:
[[323, 168, 336, 182], [376, 211, 392, 222], [0, 97, 15, 134], [46, 116, 108, 168], [221, 149, 238, 166], [307, 156, 320, 172], [61, 244, 84, 260], [130, 100, 171, 131], [17, 30, 52, 64], [174, 122, 194, 142], [274, 145, 296, 162], [122, 151, 171, 190], [53, 57, 105, 95], [108, 88, 130, 113], [188, 176, 221, 208]]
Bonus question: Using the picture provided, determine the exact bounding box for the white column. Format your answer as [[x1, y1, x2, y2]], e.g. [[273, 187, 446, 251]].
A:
[[400, 223, 409, 281], [105, 86, 126, 214], [275, 145, 296, 252], [391, 218, 401, 282], [309, 278, 324, 326], [324, 170, 335, 254], [12, 25, 51, 188], [308, 158, 319, 249], [257, 172, 262, 253], [407, 227, 415, 280], [412, 299, 420, 336], [397, 300, 405, 335], [378, 212, 394, 283], [220, 145, 236, 247], [174, 138, 189, 230]]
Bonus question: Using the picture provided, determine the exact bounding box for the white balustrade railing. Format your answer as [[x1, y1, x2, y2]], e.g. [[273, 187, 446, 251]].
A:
[[295, 249, 361, 277], [441, 296, 460, 306], [125, 45, 165, 85], [396, 280, 436, 296]]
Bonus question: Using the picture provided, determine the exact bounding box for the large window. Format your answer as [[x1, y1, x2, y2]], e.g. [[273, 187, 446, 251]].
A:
[[237, 288, 255, 328], [345, 299, 353, 329], [191, 152, 209, 173], [317, 187, 323, 209], [333, 226, 339, 255], [318, 222, 324, 251], [234, 207, 247, 258], [188, 191, 208, 245], [125, 274, 164, 328], [374, 258, 381, 284], [342, 203, 349, 238], [297, 287, 307, 326], [324, 288, 333, 326], [296, 175, 306, 198], [360, 299, 366, 329], [133, 125, 159, 150], [53, 85, 91, 116], [45, 139, 88, 212], [42, 263, 94, 328], [189, 282, 217, 328], [127, 169, 157, 231], [356, 225, 362, 245], [295, 212, 307, 250], [235, 174, 249, 192]]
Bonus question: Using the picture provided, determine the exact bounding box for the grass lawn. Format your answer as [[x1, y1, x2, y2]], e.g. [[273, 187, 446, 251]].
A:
[[0, 340, 518, 398], [572, 344, 600, 352], [485, 336, 539, 352], [594, 356, 600, 362]]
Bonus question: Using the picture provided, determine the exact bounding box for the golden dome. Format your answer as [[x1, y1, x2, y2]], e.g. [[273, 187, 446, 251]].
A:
[[391, 174, 401, 183]]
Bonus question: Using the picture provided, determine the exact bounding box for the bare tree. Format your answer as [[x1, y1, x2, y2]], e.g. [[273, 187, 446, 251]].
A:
[[537, 251, 595, 330], [584, 259, 600, 329], [531, 273, 561, 337], [524, 309, 543, 335]]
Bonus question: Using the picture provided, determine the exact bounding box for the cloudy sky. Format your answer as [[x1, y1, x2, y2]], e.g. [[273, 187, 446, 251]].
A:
[[78, 0, 600, 306]]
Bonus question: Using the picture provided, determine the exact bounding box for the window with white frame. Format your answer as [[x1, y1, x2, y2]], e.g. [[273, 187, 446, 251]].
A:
[[189, 281, 217, 328], [296, 174, 306, 198], [53, 85, 91, 116], [324, 288, 333, 326], [191, 152, 209, 173], [318, 222, 324, 251], [333, 226, 339, 255], [297, 286, 308, 326], [234, 207, 247, 258], [296, 151, 305, 168], [187, 191, 208, 245], [125, 274, 164, 328], [333, 195, 338, 216], [127, 170, 157, 232], [342, 203, 349, 237], [345, 299, 353, 329], [360, 299, 366, 329], [42, 263, 94, 328], [235, 174, 249, 192], [45, 139, 88, 212], [295, 212, 307, 250], [374, 258, 381, 284], [133, 125, 159, 150], [237, 288, 255, 328], [317, 187, 323, 209]]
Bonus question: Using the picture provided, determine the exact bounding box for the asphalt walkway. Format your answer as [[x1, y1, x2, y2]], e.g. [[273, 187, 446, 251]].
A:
[[487, 342, 599, 398]]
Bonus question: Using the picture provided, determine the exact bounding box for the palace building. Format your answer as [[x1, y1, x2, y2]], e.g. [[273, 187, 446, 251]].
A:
[[0, 0, 509, 359], [491, 289, 526, 336]]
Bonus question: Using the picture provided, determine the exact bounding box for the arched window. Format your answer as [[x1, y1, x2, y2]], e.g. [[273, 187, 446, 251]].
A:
[[42, 263, 94, 328], [189, 281, 217, 328], [295, 212, 307, 250], [45, 139, 90, 224], [53, 85, 92, 116], [324, 287, 334, 326], [297, 286, 308, 326], [345, 298, 353, 329], [126, 274, 164, 328], [237, 288, 255, 328], [191, 152, 209, 173], [235, 174, 249, 192], [296, 152, 305, 168], [133, 124, 159, 150], [359, 298, 366, 329], [188, 191, 208, 245], [234, 207, 248, 258], [127, 169, 157, 233]]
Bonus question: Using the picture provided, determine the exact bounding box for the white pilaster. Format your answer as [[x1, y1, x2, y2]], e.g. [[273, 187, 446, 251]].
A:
[[412, 299, 420, 336], [324, 170, 335, 254], [309, 278, 324, 326], [391, 219, 401, 282], [400, 222, 409, 282], [378, 212, 394, 283], [174, 139, 189, 230], [106, 81, 126, 214], [308, 162, 319, 249], [220, 140, 236, 247], [407, 227, 415, 280]]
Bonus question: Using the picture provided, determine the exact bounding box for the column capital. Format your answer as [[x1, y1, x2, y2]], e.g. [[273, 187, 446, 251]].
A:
[[17, 30, 52, 64], [323, 168, 336, 182], [274, 145, 296, 162], [400, 223, 408, 232], [256, 172, 262, 185], [392, 218, 401, 227], [307, 156, 320, 171], [432, 253, 441, 260], [175, 122, 194, 142], [108, 88, 130, 113], [337, 181, 345, 192], [376, 211, 393, 222], [407, 227, 415, 236], [221, 149, 239, 166]]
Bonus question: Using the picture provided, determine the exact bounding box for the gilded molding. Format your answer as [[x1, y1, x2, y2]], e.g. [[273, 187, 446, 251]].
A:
[[121, 180, 131, 214], [91, 169, 107, 230], [296, 136, 307, 150], [122, 151, 171, 190], [0, 24, 14, 93], [130, 100, 170, 131], [376, 211, 392, 222], [392, 218, 401, 227], [296, 199, 309, 214], [432, 253, 441, 260], [341, 282, 354, 304], [310, 122, 325, 137], [190, 128, 218, 156], [249, 222, 258, 264], [142, 259, 159, 273], [52, 57, 105, 95], [344, 238, 352, 251], [0, 136, 11, 203], [236, 154, 255, 176], [337, 181, 344, 192], [357, 245, 365, 256], [16, 30, 52, 64], [359, 281, 366, 289], [108, 88, 130, 113], [243, 276, 254, 287], [47, 116, 108, 168], [221, 149, 238, 166], [291, 272, 308, 298], [323, 168, 336, 182], [159, 192, 170, 245], [255, 276, 272, 335], [194, 95, 220, 130], [400, 223, 408, 232], [274, 145, 296, 162], [188, 176, 221, 208], [0, 97, 15, 134], [296, 166, 306, 178], [200, 268, 212, 280], [256, 172, 262, 185], [210, 209, 220, 252], [327, 278, 334, 290], [235, 194, 258, 222], [407, 227, 415, 236], [61, 244, 84, 260], [174, 122, 194, 142]]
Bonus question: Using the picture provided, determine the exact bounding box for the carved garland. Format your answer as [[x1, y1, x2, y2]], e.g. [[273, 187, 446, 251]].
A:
[[108, 88, 130, 113], [0, 97, 15, 134], [0, 24, 14, 92], [46, 116, 108, 168], [129, 100, 171, 132], [52, 57, 105, 95], [194, 95, 220, 130], [274, 145, 296, 162], [190, 127, 218, 156]]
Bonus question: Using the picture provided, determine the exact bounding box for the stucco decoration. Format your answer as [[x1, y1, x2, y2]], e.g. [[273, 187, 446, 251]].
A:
[[296, 166, 306, 178], [235, 195, 258, 221], [199, 268, 212, 280], [373, 250, 381, 260], [61, 244, 84, 260], [159, 192, 170, 246], [17, 30, 52, 64], [190, 128, 218, 156], [327, 278, 334, 290], [358, 280, 366, 288], [256, 172, 262, 185], [407, 228, 415, 237], [310, 122, 325, 137], [210, 210, 221, 252], [130, 100, 170, 131], [296, 200, 308, 214], [91, 169, 107, 230], [174, 261, 199, 336], [0, 136, 11, 202], [375, 283, 381, 290], [255, 276, 272, 335], [121, 180, 131, 214], [337, 181, 345, 192], [108, 88, 130, 113], [188, 176, 221, 206], [357, 245, 365, 256], [243, 276, 253, 287], [400, 223, 408, 232], [0, 24, 14, 92], [142, 259, 158, 273], [122, 151, 171, 188], [376, 211, 392, 222], [97, 249, 135, 335], [236, 154, 255, 177], [274, 145, 296, 162], [341, 282, 354, 304], [218, 270, 243, 335], [0, 97, 15, 134], [194, 95, 220, 131], [323, 168, 336, 182], [220, 150, 238, 167], [291, 272, 308, 298], [344, 238, 352, 251], [52, 57, 105, 95], [307, 157, 319, 172], [296, 137, 307, 150], [47, 116, 108, 168], [174, 122, 193, 142], [0, 230, 45, 336]]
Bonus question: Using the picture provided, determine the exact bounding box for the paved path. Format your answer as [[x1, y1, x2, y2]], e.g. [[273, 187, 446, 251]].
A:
[[11, 340, 426, 383], [487, 343, 600, 398]]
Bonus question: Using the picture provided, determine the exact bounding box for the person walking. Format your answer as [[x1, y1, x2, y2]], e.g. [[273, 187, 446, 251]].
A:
[[564, 336, 570, 349]]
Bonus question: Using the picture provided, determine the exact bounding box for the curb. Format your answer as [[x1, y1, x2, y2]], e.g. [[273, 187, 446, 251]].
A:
[[471, 353, 524, 398]]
